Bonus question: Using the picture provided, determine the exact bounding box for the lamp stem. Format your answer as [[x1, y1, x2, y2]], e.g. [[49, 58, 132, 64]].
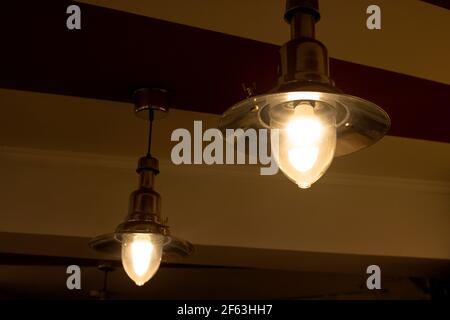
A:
[[146, 109, 154, 157], [290, 12, 315, 39], [139, 169, 155, 189]]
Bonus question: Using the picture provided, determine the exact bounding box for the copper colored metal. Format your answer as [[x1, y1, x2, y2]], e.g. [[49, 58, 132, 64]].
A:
[[90, 90, 193, 258], [219, 0, 390, 157]]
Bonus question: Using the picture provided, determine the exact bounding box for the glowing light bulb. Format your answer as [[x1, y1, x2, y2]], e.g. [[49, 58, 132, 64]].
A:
[[271, 101, 336, 188], [121, 233, 163, 286]]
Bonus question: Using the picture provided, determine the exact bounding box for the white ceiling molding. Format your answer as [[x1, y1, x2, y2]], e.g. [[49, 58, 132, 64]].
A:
[[2, 146, 449, 194]]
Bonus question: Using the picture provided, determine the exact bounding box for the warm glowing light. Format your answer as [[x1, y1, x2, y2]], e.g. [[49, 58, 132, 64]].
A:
[[271, 101, 336, 188], [121, 233, 163, 286], [287, 118, 322, 146], [288, 146, 319, 174], [286, 91, 322, 102]]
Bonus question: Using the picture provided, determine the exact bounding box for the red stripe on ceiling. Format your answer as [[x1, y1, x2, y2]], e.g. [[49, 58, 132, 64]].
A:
[[0, 1, 449, 143]]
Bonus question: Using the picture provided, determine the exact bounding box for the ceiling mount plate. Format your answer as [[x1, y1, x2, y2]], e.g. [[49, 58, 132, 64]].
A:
[[133, 88, 169, 120]]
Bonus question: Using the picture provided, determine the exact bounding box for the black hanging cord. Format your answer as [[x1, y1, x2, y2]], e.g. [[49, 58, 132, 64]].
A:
[[146, 109, 154, 158]]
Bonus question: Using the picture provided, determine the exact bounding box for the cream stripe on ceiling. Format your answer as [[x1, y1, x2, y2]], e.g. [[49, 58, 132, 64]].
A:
[[1, 143, 449, 259], [78, 0, 450, 85]]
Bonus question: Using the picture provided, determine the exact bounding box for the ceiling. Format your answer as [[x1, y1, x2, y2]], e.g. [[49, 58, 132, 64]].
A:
[[2, 0, 448, 143], [0, 0, 449, 299], [0, 88, 448, 298], [79, 0, 450, 85]]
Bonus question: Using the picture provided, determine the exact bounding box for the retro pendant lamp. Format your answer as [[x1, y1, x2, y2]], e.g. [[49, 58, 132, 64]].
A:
[[90, 88, 193, 286], [220, 0, 390, 188]]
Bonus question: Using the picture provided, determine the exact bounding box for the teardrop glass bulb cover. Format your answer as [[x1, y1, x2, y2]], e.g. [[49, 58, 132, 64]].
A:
[[121, 233, 164, 286], [270, 100, 336, 188]]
